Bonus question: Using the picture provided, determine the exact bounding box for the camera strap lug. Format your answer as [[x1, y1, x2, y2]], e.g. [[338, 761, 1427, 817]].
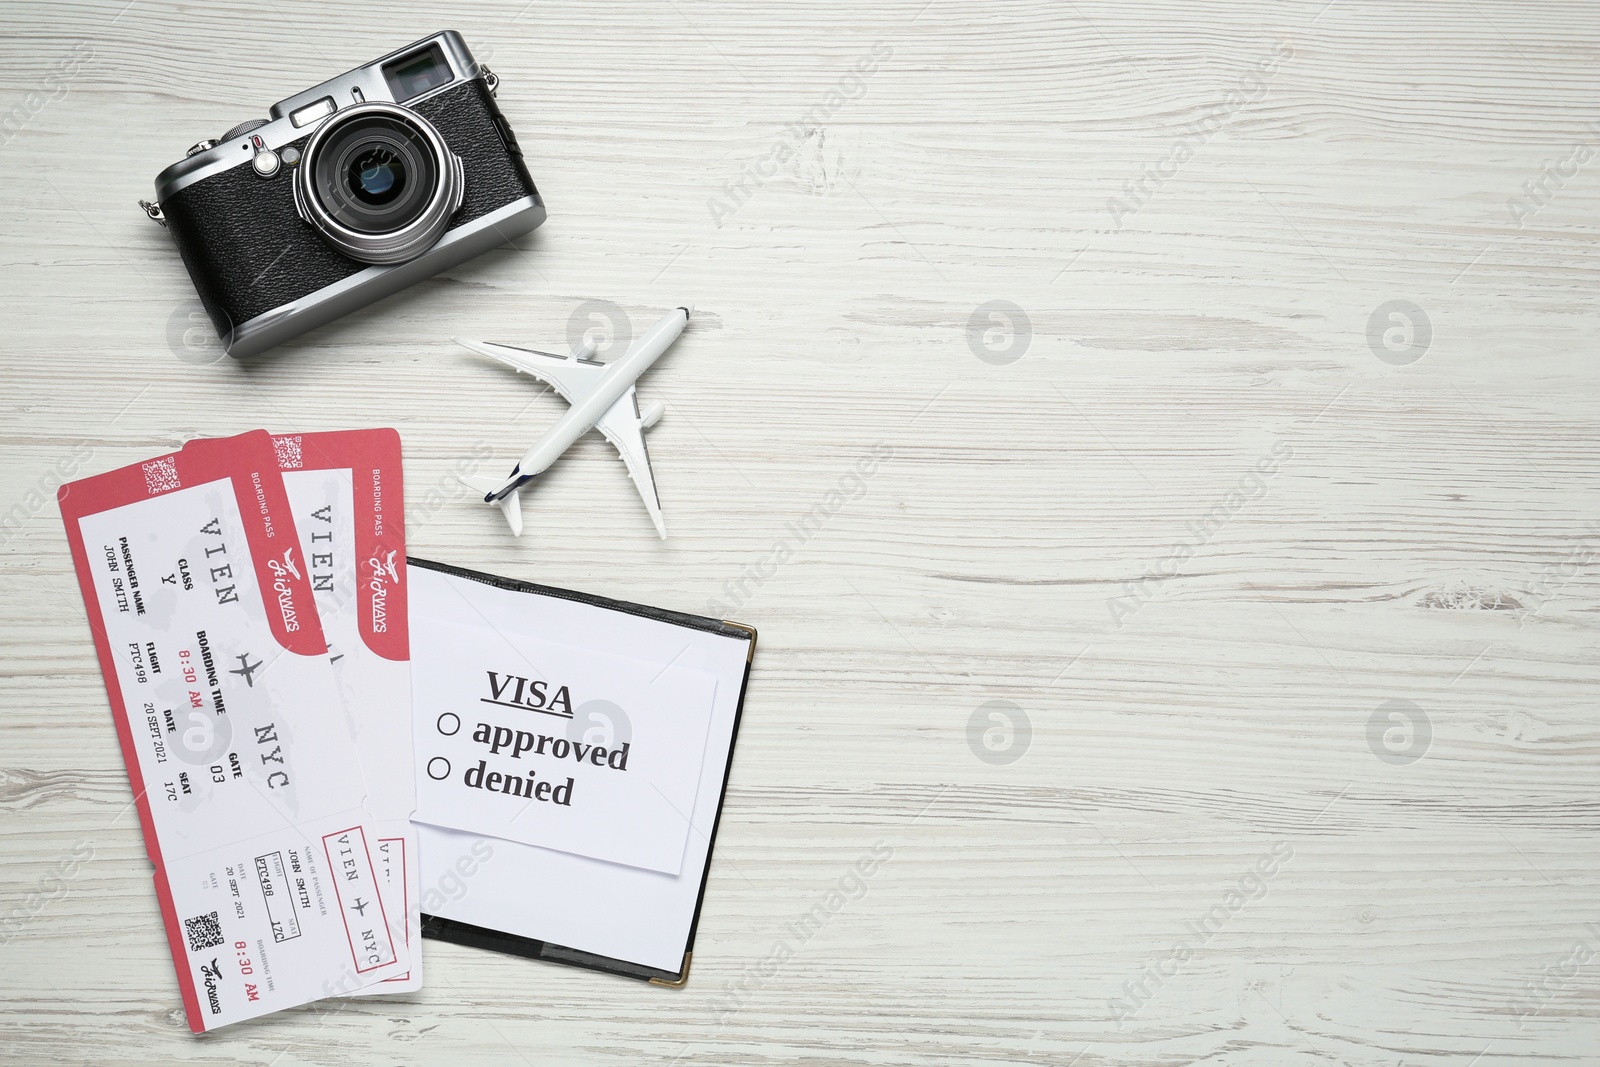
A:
[[138, 199, 166, 227], [481, 66, 499, 96]]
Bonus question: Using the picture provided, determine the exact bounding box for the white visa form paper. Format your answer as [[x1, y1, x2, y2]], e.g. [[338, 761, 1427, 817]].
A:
[[408, 561, 754, 976], [59, 432, 407, 1031], [411, 605, 718, 876], [268, 429, 421, 994]]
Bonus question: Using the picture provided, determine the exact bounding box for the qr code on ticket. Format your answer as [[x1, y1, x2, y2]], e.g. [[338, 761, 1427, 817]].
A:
[[142, 455, 181, 495], [183, 910, 223, 952], [272, 435, 303, 470]]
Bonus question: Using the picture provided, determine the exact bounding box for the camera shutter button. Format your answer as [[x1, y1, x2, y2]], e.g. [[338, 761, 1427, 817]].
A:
[[249, 134, 281, 178]]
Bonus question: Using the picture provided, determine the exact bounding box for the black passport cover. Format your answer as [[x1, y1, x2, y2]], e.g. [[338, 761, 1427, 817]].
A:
[[409, 557, 756, 985]]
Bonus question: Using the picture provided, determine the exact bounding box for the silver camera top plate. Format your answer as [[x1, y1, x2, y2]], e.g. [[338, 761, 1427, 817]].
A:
[[153, 31, 484, 203]]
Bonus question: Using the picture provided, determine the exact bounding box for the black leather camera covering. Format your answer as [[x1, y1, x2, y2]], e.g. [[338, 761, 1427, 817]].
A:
[[161, 78, 539, 337]]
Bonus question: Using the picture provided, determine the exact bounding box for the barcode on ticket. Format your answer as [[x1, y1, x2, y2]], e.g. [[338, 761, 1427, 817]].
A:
[[183, 910, 224, 952]]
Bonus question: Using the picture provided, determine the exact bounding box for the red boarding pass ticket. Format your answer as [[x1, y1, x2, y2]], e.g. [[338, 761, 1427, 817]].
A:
[[58, 431, 407, 1031], [268, 429, 420, 993]]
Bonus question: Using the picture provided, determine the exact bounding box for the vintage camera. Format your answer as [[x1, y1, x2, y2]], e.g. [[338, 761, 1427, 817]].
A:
[[143, 32, 545, 357]]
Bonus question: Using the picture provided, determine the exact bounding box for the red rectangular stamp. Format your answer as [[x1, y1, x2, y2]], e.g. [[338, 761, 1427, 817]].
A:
[[321, 826, 398, 973]]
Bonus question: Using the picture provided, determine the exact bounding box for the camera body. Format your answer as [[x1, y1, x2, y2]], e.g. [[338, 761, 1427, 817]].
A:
[[149, 32, 545, 357]]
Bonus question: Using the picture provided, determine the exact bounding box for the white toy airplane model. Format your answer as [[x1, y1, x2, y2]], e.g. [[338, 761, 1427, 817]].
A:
[[456, 304, 691, 538]]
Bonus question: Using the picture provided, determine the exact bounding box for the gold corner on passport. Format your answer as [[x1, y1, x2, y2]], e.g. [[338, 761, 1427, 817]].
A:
[[649, 952, 692, 988], [721, 621, 757, 663]]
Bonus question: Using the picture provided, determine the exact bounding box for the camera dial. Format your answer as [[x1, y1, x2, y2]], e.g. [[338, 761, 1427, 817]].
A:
[[221, 119, 269, 141], [293, 102, 463, 265]]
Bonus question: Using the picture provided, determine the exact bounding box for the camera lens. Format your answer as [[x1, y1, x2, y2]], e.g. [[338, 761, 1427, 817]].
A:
[[317, 115, 433, 234], [294, 103, 463, 265], [351, 151, 402, 202]]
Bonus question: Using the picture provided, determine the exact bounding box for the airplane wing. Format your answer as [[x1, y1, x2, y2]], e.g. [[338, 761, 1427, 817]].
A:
[[453, 337, 607, 405], [593, 386, 666, 539]]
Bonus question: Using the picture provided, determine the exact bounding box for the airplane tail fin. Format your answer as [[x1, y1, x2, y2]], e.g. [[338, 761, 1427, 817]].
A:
[[459, 474, 525, 537]]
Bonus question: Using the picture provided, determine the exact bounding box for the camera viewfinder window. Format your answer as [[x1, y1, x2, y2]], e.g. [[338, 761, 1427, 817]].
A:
[[383, 45, 454, 102]]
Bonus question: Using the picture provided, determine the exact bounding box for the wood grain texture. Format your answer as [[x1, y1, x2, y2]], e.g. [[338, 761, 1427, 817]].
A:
[[2, 0, 1599, 1063]]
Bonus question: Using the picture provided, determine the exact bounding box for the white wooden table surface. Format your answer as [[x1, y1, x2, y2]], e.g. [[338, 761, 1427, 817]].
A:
[[3, 0, 1598, 1063]]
